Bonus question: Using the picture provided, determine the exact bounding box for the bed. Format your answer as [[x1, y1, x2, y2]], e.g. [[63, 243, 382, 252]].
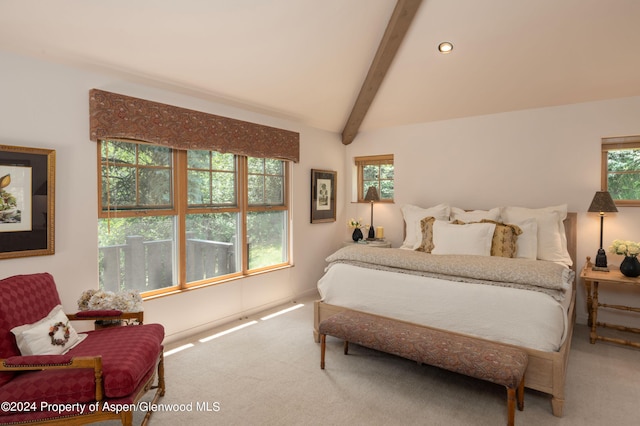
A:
[[314, 204, 577, 417]]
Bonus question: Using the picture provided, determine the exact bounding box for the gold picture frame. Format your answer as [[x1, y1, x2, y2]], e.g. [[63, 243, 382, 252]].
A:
[[0, 144, 55, 259]]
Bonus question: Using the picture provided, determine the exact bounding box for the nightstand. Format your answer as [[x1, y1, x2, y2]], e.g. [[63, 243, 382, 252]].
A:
[[342, 240, 391, 248], [580, 256, 640, 349]]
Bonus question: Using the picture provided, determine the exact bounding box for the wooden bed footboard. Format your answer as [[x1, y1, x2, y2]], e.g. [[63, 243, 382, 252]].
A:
[[313, 294, 576, 417]]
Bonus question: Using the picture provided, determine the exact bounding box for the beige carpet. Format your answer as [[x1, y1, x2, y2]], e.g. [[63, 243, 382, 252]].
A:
[[100, 294, 640, 425]]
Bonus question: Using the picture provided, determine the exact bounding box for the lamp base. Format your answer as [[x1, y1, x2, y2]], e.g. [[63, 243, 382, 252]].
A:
[[367, 226, 375, 240], [594, 248, 609, 270]]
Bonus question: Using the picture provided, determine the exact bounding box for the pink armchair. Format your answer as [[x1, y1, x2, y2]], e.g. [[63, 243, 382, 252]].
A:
[[0, 273, 165, 425]]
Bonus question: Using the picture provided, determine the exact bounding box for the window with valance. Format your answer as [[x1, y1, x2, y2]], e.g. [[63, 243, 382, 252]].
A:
[[90, 90, 298, 296]]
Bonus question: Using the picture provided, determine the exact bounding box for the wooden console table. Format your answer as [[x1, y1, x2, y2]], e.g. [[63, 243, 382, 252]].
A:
[[580, 256, 640, 349]]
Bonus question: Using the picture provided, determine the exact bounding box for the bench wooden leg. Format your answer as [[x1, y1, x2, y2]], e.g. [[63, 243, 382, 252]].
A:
[[507, 387, 516, 426], [517, 374, 525, 411], [506, 374, 525, 426], [320, 336, 350, 368]]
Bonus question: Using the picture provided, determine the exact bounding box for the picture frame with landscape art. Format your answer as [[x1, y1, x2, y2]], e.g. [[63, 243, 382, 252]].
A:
[[0, 144, 55, 259], [310, 169, 336, 223]]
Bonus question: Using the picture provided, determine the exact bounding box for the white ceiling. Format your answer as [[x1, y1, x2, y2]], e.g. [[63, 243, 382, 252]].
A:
[[1, 0, 639, 138]]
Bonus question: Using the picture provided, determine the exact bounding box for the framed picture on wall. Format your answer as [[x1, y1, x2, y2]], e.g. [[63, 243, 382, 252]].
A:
[[0, 144, 56, 259], [310, 169, 336, 223]]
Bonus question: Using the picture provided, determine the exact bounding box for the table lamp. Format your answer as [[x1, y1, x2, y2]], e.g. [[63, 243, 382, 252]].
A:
[[587, 191, 618, 271], [364, 186, 379, 240]]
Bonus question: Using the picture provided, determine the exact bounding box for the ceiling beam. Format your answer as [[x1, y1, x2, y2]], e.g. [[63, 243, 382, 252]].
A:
[[341, 0, 423, 145]]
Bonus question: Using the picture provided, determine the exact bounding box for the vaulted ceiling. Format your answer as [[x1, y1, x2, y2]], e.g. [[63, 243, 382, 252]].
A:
[[1, 0, 639, 143]]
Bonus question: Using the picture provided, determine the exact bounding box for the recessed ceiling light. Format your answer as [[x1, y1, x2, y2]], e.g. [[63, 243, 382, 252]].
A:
[[438, 42, 453, 54]]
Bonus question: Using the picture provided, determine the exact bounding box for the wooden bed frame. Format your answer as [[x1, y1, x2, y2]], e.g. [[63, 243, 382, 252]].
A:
[[313, 212, 577, 417]]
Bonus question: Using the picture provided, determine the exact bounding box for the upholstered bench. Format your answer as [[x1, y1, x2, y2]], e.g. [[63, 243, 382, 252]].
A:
[[319, 310, 528, 426]]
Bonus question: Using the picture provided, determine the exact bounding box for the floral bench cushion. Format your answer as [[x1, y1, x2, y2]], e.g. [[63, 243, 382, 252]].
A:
[[319, 310, 528, 389], [0, 323, 164, 408]]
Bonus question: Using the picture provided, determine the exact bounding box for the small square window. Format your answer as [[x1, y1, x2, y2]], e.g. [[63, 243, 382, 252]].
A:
[[355, 154, 394, 202], [602, 136, 640, 206]]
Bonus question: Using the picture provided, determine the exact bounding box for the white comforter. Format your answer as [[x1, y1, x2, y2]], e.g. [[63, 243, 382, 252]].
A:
[[318, 261, 573, 352]]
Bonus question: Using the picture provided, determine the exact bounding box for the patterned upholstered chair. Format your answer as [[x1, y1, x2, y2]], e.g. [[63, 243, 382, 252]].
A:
[[0, 273, 165, 425]]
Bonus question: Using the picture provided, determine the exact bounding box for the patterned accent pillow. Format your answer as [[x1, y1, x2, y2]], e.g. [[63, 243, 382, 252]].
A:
[[480, 220, 523, 257], [416, 216, 436, 253], [449, 219, 522, 258]]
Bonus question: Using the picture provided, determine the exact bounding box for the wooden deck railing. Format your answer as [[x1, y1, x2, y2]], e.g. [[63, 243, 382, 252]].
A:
[[99, 236, 235, 292]]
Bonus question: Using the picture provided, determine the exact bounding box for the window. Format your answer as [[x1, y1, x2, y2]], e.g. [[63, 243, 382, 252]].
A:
[[355, 154, 394, 202], [98, 139, 290, 296], [602, 136, 640, 206], [246, 157, 289, 271]]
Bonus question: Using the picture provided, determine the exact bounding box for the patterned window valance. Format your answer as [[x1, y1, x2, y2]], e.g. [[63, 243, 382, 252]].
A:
[[89, 89, 300, 163]]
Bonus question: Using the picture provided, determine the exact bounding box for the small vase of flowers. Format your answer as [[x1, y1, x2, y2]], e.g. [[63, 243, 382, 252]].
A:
[[348, 218, 364, 242], [609, 240, 640, 277]]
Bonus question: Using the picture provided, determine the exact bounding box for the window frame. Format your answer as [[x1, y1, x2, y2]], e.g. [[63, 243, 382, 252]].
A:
[[244, 157, 290, 274], [99, 140, 176, 213], [354, 154, 394, 203], [601, 135, 640, 207], [97, 139, 291, 298]]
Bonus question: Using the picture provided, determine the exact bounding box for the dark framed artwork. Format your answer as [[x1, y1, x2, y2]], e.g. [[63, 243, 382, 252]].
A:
[[0, 144, 56, 259], [310, 169, 336, 223]]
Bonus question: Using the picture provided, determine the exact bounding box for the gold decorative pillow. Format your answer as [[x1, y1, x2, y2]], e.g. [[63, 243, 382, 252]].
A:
[[479, 219, 522, 258], [416, 216, 436, 253]]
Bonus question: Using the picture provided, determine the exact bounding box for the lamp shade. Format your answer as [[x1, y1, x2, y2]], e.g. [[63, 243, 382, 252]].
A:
[[364, 186, 380, 202], [588, 191, 618, 213]]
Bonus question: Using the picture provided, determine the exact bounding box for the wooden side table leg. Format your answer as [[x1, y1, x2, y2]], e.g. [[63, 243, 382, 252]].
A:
[[590, 282, 599, 344], [585, 280, 593, 327]]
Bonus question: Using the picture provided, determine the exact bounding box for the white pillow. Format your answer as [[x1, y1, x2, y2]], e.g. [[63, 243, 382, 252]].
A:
[[500, 205, 572, 266], [11, 305, 86, 356], [511, 218, 538, 260], [431, 220, 496, 256], [450, 207, 500, 222], [401, 204, 450, 249]]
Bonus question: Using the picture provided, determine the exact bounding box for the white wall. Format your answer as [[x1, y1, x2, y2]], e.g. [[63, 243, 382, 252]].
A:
[[0, 51, 346, 343], [344, 97, 640, 327]]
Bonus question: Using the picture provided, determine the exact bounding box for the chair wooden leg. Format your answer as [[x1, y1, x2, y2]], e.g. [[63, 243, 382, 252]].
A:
[[120, 409, 133, 426], [143, 352, 166, 426], [506, 387, 516, 426], [157, 352, 166, 397], [344, 340, 349, 355], [320, 334, 326, 369]]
